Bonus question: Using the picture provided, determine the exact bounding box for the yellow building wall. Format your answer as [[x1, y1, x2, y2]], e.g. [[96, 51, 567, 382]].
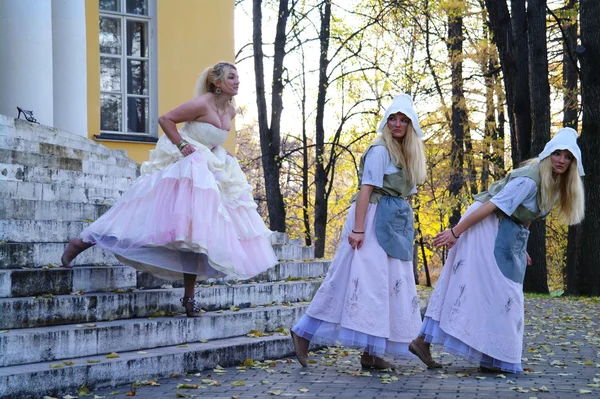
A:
[[86, 0, 236, 165]]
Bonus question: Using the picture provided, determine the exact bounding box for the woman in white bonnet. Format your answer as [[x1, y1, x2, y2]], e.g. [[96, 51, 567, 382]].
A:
[[410, 127, 585, 372], [290, 94, 427, 369]]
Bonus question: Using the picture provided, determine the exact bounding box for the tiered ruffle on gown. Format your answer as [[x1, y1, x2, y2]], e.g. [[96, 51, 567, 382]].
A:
[[80, 121, 278, 280], [292, 203, 422, 358], [420, 202, 524, 372]]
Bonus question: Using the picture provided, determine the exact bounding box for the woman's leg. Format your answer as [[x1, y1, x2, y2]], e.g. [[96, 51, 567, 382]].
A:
[[181, 273, 200, 317], [61, 238, 93, 268]]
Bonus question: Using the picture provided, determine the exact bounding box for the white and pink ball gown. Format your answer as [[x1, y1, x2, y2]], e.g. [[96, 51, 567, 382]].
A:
[[80, 121, 278, 281]]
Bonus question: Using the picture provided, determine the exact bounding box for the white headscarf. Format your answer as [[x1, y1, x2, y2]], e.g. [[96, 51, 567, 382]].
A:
[[377, 94, 423, 138], [538, 127, 584, 176]]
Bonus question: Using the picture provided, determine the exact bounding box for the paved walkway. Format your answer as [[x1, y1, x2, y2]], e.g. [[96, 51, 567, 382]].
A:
[[88, 295, 599, 398]]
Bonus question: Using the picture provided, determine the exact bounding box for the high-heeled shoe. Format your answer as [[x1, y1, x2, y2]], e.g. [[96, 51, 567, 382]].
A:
[[17, 107, 39, 123], [181, 296, 201, 317], [290, 330, 309, 367]]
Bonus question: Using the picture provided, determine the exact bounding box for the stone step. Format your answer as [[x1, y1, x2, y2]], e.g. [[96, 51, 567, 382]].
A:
[[0, 222, 313, 252], [0, 243, 120, 269], [0, 163, 134, 192], [0, 333, 296, 399], [0, 114, 121, 152], [0, 148, 139, 179], [0, 146, 138, 172], [0, 265, 136, 299], [0, 126, 132, 160], [0, 279, 320, 329], [0, 258, 329, 297], [0, 180, 125, 205], [0, 304, 305, 367], [0, 129, 135, 163], [0, 199, 110, 221]]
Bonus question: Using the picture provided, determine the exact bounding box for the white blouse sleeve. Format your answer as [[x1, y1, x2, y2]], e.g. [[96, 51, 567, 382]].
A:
[[490, 177, 538, 216], [361, 146, 389, 188]]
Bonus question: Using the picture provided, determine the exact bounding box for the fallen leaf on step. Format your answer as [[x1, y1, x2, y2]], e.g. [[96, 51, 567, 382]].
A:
[[267, 390, 282, 396], [136, 351, 148, 354], [86, 324, 97, 328], [232, 396, 241, 399], [87, 359, 101, 364], [125, 391, 136, 396], [175, 392, 188, 398], [231, 380, 246, 386], [0, 330, 9, 333], [78, 385, 92, 396], [176, 384, 199, 389], [298, 388, 309, 392], [106, 352, 120, 358], [176, 344, 189, 348], [49, 363, 64, 369]]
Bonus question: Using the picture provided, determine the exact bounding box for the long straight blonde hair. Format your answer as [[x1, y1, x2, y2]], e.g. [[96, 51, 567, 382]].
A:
[[380, 123, 427, 186], [523, 157, 585, 225]]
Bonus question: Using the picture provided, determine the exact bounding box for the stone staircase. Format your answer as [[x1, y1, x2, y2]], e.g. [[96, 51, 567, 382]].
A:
[[0, 115, 329, 399]]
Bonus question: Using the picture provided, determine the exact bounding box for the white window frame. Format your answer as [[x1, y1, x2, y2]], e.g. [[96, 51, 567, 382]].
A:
[[98, 0, 158, 140]]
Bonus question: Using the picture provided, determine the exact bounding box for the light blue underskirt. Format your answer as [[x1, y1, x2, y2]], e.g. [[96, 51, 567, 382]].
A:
[[292, 314, 414, 358], [419, 316, 523, 373]]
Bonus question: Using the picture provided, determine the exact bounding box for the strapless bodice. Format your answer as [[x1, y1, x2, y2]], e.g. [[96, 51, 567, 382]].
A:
[[180, 121, 228, 148]]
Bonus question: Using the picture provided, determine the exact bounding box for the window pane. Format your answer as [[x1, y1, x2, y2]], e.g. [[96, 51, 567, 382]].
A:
[[101, 94, 122, 131], [127, 60, 148, 95], [99, 0, 121, 12], [100, 57, 121, 92], [126, 20, 148, 58], [99, 17, 122, 55], [126, 0, 148, 15], [127, 97, 149, 133]]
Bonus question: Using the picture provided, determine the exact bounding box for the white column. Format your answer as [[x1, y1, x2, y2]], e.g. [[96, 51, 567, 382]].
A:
[[52, 0, 88, 136], [0, 0, 54, 125]]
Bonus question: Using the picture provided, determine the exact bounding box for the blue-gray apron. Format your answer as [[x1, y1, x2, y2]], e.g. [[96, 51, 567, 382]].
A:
[[493, 216, 529, 284], [375, 196, 414, 261]]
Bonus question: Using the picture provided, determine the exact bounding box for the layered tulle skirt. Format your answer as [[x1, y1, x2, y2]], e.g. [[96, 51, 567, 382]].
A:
[[421, 202, 525, 372], [80, 134, 278, 281], [292, 203, 422, 358]]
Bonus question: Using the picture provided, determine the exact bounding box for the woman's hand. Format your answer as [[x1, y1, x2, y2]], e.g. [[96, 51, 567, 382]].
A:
[[348, 231, 365, 250], [180, 144, 195, 157], [526, 252, 532, 266], [433, 229, 458, 249]]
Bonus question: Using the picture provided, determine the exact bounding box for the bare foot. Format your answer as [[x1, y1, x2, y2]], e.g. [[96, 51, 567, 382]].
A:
[[61, 238, 92, 268]]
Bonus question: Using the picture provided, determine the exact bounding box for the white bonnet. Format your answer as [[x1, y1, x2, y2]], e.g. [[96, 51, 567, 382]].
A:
[[538, 127, 584, 176], [377, 94, 423, 138]]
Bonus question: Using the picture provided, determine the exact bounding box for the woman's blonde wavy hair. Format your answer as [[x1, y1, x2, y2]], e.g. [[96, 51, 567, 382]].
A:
[[194, 62, 237, 104], [379, 122, 427, 187], [522, 156, 585, 225]]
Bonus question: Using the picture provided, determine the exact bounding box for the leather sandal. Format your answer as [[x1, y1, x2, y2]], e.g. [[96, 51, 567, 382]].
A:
[[181, 296, 201, 317], [409, 341, 442, 369], [290, 330, 309, 367], [360, 353, 393, 370]]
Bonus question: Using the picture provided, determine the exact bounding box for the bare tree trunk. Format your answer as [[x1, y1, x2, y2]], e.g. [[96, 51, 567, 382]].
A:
[[576, 0, 600, 296], [561, 0, 580, 295], [485, 0, 532, 167], [494, 67, 507, 179], [447, 5, 466, 226], [313, 0, 332, 258], [252, 0, 288, 232], [523, 0, 550, 294]]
